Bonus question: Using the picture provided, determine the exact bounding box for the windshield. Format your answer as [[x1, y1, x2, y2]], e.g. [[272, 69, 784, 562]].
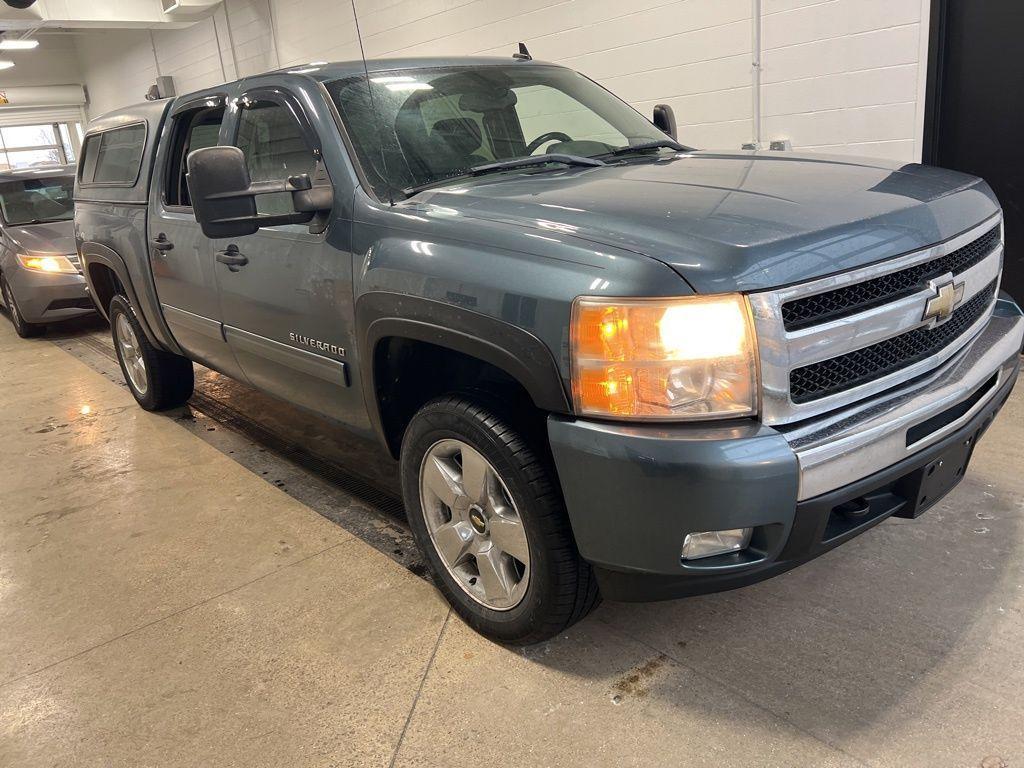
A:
[[325, 65, 672, 199], [0, 175, 75, 226]]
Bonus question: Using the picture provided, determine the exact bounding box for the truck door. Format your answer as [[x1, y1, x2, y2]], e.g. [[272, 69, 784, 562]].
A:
[[214, 87, 359, 425], [148, 94, 246, 380]]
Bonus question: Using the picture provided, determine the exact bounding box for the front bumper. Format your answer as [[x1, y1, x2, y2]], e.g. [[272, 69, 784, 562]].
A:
[[7, 266, 94, 324], [548, 296, 1023, 602]]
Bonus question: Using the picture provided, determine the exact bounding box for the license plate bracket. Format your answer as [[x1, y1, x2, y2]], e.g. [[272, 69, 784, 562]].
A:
[[894, 433, 978, 519]]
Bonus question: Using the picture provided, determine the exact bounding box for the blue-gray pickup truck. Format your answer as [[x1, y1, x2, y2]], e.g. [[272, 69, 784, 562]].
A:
[[74, 55, 1023, 644]]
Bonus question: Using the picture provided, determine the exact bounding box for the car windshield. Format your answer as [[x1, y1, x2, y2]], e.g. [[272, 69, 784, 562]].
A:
[[0, 174, 75, 226], [325, 64, 674, 199]]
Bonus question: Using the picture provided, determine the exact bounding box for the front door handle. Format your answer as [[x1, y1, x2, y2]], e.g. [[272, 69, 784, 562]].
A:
[[216, 244, 249, 272], [151, 234, 174, 252]]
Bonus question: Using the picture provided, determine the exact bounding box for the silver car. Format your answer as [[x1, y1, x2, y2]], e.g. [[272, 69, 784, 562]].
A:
[[0, 165, 93, 338]]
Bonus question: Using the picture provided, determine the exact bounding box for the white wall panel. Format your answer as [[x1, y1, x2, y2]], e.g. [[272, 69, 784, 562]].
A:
[[76, 30, 158, 119], [70, 0, 932, 161], [761, 0, 928, 160]]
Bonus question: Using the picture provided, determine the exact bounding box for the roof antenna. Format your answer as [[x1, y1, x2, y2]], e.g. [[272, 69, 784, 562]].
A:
[[350, 0, 395, 205], [513, 42, 532, 61]]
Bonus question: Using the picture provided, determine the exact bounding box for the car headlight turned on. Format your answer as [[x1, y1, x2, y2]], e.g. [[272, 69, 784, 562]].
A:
[[571, 294, 758, 420], [16, 253, 79, 275]]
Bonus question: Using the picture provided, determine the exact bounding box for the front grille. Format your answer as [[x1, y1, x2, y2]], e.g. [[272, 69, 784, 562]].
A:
[[782, 226, 1000, 330], [789, 280, 997, 404]]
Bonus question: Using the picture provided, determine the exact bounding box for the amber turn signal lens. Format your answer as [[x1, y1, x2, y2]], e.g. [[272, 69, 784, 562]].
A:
[[571, 294, 758, 420]]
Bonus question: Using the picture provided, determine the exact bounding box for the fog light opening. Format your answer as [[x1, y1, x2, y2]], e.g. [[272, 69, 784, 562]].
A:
[[681, 528, 753, 561]]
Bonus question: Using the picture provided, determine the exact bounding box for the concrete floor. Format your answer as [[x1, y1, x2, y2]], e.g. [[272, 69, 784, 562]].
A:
[[1, 315, 1023, 768]]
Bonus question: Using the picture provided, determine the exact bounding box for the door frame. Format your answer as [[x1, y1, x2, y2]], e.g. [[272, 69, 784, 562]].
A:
[[921, 0, 948, 166]]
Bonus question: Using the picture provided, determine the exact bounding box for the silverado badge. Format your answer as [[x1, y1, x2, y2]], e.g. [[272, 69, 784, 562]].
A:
[[289, 333, 345, 357]]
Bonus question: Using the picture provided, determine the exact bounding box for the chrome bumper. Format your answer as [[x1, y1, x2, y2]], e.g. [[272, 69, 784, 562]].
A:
[[782, 297, 1023, 500]]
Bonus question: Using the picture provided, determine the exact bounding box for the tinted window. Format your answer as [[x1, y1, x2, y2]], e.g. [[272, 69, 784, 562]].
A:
[[235, 100, 315, 215], [81, 123, 145, 185], [166, 105, 224, 207], [79, 134, 100, 182]]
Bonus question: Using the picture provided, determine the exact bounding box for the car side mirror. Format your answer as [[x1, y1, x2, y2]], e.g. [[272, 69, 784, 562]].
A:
[[653, 104, 677, 140], [186, 146, 333, 239], [187, 146, 259, 238]]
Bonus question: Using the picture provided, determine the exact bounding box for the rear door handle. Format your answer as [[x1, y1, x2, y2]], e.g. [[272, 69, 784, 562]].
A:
[[216, 245, 249, 272], [151, 234, 174, 252]]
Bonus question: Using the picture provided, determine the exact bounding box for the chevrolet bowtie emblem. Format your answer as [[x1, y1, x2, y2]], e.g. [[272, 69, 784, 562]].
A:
[[922, 278, 965, 325]]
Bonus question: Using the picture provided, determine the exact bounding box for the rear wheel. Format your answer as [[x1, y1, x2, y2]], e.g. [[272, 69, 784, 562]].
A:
[[109, 294, 194, 410], [1, 273, 45, 338], [400, 396, 599, 645]]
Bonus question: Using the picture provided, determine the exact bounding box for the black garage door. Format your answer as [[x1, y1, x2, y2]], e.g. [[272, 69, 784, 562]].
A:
[[923, 0, 1024, 300]]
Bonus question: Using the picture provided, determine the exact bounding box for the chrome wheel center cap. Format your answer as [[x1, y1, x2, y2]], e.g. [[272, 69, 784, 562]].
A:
[[468, 505, 488, 534]]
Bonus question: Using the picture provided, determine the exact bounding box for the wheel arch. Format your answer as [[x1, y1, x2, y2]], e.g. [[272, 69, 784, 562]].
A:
[[79, 241, 183, 355], [356, 292, 570, 458]]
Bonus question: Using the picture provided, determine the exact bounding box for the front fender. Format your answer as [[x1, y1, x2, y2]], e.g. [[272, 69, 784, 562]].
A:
[[356, 291, 571, 445]]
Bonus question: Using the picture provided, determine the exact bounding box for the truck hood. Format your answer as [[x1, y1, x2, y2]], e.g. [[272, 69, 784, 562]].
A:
[[416, 151, 1001, 293], [3, 220, 77, 256]]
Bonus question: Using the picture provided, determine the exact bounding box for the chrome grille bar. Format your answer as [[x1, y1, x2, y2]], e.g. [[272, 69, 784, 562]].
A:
[[749, 214, 1004, 426]]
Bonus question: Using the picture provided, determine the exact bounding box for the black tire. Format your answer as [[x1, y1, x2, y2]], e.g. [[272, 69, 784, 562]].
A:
[[400, 396, 600, 645], [109, 294, 194, 410], [1, 273, 46, 338]]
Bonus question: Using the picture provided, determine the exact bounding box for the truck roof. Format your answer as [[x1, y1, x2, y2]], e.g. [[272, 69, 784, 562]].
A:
[[86, 56, 560, 126], [268, 56, 561, 82], [76, 56, 561, 204]]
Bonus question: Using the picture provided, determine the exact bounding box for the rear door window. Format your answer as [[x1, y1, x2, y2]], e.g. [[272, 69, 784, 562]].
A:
[[164, 105, 225, 207]]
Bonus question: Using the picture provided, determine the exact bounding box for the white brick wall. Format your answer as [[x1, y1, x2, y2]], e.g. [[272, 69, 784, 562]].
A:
[[76, 0, 277, 118], [760, 0, 929, 161], [76, 30, 160, 119], [73, 0, 932, 162]]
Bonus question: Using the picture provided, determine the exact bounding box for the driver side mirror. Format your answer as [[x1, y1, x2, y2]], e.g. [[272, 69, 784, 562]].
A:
[[653, 104, 678, 140], [186, 146, 333, 239]]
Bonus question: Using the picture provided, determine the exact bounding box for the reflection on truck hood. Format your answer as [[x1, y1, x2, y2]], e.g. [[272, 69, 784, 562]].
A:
[[3, 220, 76, 256], [417, 151, 1001, 293]]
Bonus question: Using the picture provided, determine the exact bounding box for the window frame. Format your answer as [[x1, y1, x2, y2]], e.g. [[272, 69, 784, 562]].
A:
[[231, 86, 323, 164], [230, 86, 326, 222], [161, 95, 229, 212], [78, 121, 148, 189]]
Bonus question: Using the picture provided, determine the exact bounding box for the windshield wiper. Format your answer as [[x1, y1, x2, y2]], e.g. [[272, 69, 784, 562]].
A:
[[402, 154, 605, 197], [468, 153, 606, 175], [598, 138, 688, 158]]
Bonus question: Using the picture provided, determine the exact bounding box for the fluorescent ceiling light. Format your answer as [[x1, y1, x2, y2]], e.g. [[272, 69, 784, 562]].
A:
[[0, 60, 15, 70], [0, 39, 39, 50], [385, 82, 432, 92]]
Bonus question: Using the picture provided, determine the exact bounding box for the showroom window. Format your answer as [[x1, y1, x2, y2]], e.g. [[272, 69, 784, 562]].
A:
[[0, 122, 83, 170]]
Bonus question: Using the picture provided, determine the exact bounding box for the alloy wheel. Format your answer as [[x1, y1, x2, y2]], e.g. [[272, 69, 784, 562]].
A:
[[115, 313, 148, 396], [2, 277, 24, 333], [418, 438, 531, 610]]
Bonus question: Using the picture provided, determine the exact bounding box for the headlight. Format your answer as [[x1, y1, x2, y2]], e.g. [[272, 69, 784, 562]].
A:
[[571, 293, 758, 420], [17, 253, 79, 274]]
